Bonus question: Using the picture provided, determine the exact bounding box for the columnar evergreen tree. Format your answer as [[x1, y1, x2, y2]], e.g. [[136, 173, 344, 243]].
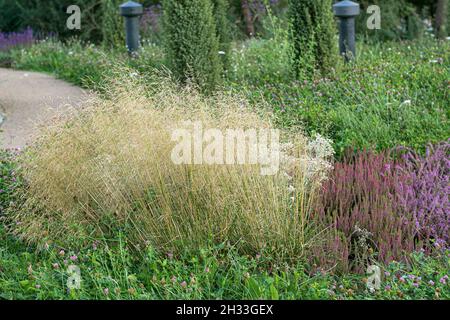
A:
[[435, 0, 448, 39], [212, 0, 232, 70], [289, 0, 336, 76], [163, 0, 221, 90], [102, 0, 125, 48]]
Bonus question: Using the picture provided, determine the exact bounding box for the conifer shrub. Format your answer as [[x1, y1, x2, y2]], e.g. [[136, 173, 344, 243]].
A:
[[288, 0, 336, 76], [101, 0, 125, 48], [212, 0, 232, 70], [162, 0, 222, 90]]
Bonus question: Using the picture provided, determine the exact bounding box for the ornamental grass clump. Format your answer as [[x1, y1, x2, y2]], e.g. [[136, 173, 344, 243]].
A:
[[6, 71, 333, 261]]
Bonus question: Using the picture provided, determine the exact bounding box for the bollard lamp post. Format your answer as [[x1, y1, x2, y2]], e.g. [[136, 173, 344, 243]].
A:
[[333, 0, 360, 62], [119, 1, 144, 54]]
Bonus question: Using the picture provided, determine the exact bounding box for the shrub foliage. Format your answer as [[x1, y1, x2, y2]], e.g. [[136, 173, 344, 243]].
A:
[[288, 0, 336, 76], [162, 0, 222, 90]]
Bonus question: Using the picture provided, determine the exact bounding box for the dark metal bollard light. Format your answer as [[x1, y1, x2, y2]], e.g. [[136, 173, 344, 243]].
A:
[[119, 1, 143, 54], [333, 0, 360, 62]]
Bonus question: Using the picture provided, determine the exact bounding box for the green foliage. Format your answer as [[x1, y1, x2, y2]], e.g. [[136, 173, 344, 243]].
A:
[[288, 0, 337, 77], [11, 39, 165, 91], [212, 0, 232, 70], [0, 0, 103, 42], [10, 33, 450, 158], [101, 0, 125, 48], [0, 151, 21, 216], [0, 51, 13, 67], [228, 36, 449, 157], [0, 224, 448, 299], [162, 0, 222, 90], [357, 0, 424, 41]]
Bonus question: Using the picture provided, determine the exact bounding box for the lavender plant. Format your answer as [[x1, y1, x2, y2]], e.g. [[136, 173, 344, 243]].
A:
[[0, 27, 34, 52]]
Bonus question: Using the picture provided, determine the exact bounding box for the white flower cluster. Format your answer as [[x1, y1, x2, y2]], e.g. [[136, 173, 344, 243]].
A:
[[280, 134, 335, 193]]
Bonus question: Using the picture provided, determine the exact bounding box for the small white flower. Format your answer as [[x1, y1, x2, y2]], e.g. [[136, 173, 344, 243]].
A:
[[400, 100, 412, 106], [429, 58, 443, 64], [218, 51, 226, 55]]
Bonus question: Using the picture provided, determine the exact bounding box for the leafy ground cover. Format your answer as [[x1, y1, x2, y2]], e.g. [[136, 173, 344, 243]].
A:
[[0, 224, 448, 300]]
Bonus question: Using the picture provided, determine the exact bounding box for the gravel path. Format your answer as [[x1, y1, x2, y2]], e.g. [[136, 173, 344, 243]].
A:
[[0, 68, 90, 149]]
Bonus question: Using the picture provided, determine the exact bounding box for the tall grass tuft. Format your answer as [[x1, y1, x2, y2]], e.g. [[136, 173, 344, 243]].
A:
[[6, 71, 333, 261]]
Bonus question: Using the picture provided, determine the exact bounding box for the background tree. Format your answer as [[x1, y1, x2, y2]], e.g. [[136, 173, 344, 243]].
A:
[[241, 0, 255, 37], [0, 0, 102, 42], [357, 0, 424, 41], [289, 0, 336, 76], [101, 0, 125, 48], [435, 0, 448, 39], [212, 0, 232, 70], [162, 0, 221, 90]]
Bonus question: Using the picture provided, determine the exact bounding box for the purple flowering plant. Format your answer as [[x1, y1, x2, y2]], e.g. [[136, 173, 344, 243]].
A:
[[0, 27, 35, 52], [395, 140, 450, 249], [312, 140, 450, 272]]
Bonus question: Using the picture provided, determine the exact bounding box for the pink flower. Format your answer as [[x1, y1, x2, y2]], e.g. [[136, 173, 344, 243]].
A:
[[52, 263, 59, 269], [180, 281, 187, 288], [59, 250, 65, 256], [70, 255, 78, 262], [204, 267, 210, 273]]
